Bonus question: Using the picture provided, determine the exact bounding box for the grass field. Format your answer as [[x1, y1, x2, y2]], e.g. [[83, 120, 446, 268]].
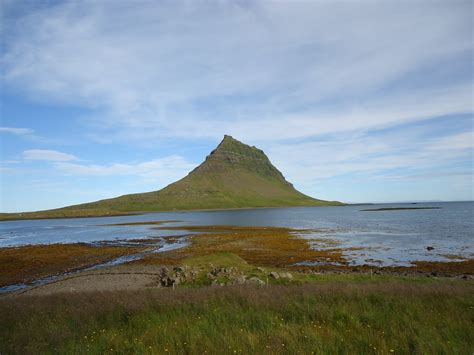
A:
[[1, 281, 473, 354]]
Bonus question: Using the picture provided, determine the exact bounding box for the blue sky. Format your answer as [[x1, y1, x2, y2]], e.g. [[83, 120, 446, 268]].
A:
[[1, 0, 473, 212]]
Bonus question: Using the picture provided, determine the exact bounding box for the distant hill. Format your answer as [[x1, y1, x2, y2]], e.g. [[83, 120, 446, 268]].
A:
[[0, 135, 342, 220]]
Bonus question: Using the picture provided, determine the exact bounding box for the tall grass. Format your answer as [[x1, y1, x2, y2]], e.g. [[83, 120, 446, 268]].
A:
[[1, 282, 473, 354]]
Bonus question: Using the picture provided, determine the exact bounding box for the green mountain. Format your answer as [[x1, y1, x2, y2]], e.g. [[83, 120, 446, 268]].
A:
[[0, 135, 341, 220]]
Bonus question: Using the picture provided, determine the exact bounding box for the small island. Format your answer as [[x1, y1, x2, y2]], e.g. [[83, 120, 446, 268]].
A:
[[361, 207, 442, 211]]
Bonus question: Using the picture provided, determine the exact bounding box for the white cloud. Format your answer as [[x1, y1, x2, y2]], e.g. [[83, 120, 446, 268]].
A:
[[428, 131, 474, 151], [1, 1, 472, 207], [55, 155, 196, 184], [159, 85, 472, 141], [23, 149, 78, 161], [0, 127, 33, 135], [2, 1, 472, 142], [264, 129, 473, 188]]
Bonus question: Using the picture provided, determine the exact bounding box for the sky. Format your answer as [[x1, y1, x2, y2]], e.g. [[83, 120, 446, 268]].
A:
[[0, 0, 473, 212]]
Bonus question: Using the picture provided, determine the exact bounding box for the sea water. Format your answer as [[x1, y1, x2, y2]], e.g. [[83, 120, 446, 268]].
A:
[[1, 201, 472, 267]]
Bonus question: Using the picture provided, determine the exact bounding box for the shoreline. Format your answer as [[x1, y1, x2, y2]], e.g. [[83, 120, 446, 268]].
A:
[[1, 224, 472, 296], [2, 257, 472, 298], [0, 203, 347, 222], [2, 200, 470, 222]]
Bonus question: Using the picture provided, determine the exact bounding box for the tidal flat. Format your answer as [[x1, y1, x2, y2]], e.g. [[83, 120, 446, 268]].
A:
[[1, 224, 472, 293], [0, 243, 145, 288], [1, 205, 473, 353]]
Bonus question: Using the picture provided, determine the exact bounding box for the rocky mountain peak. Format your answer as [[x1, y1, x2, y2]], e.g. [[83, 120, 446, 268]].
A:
[[190, 135, 289, 185]]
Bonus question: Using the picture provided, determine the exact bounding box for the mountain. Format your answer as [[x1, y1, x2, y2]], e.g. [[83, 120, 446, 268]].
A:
[[0, 135, 342, 220]]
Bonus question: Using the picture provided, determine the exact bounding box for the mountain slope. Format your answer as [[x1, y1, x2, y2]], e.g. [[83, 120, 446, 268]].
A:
[[1, 136, 342, 220]]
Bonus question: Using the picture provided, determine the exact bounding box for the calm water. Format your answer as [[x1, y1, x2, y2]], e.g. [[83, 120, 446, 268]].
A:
[[1, 202, 473, 267]]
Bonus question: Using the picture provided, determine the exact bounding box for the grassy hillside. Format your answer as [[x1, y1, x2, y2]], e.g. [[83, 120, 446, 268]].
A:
[[0, 136, 341, 220]]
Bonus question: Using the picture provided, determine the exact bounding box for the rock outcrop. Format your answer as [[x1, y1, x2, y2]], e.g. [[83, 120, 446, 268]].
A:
[[152, 265, 294, 288]]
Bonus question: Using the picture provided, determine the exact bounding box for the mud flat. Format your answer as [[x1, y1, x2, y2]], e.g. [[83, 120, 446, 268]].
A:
[[0, 243, 146, 288]]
